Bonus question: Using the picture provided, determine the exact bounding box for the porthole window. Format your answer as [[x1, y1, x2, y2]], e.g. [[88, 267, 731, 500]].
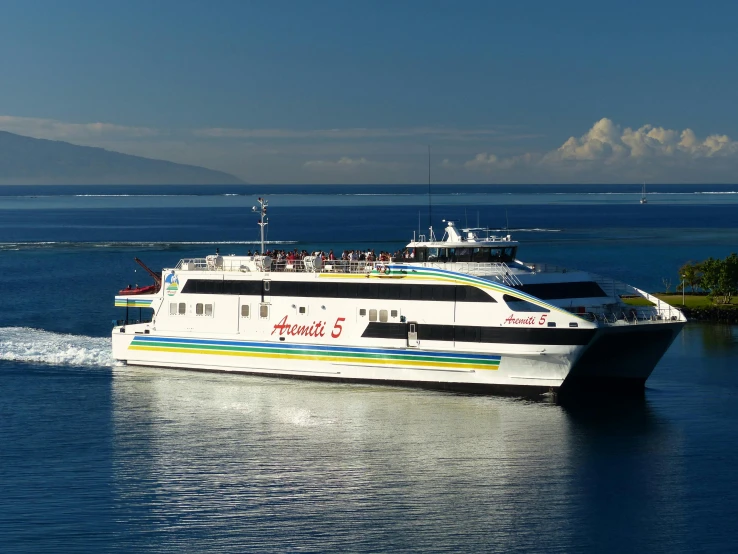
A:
[[196, 303, 204, 315], [390, 310, 398, 318], [241, 305, 250, 318], [369, 309, 378, 322], [204, 304, 213, 316], [178, 302, 186, 315], [379, 309, 388, 323], [260, 304, 269, 318], [169, 302, 177, 315], [359, 309, 367, 317], [299, 306, 306, 314]]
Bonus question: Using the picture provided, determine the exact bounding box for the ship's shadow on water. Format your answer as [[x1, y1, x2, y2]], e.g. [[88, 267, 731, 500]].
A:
[[557, 393, 658, 432]]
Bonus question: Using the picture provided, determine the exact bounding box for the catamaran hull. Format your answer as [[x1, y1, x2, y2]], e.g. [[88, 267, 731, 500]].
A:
[[562, 321, 685, 392], [112, 322, 682, 395]]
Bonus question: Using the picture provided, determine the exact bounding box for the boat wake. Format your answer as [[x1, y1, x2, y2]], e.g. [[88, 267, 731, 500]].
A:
[[0, 327, 114, 367]]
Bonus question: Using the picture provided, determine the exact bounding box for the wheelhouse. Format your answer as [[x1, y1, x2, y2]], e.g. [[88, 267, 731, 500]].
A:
[[409, 245, 518, 263]]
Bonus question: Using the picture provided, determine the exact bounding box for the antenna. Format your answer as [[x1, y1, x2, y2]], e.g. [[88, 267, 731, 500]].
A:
[[427, 145, 432, 231], [252, 197, 268, 254]]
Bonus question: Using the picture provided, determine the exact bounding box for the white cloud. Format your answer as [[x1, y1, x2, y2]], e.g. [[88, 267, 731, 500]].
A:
[[461, 118, 738, 183], [303, 156, 402, 171], [463, 152, 537, 170], [544, 118, 738, 163], [0, 115, 158, 141]]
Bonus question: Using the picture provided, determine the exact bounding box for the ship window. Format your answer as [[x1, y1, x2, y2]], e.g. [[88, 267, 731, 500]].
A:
[[569, 322, 579, 328], [241, 305, 250, 318], [456, 247, 472, 262], [391, 310, 398, 318], [547, 321, 556, 327], [260, 304, 269, 319], [263, 281, 271, 292], [299, 306, 306, 314], [472, 248, 490, 262], [359, 309, 367, 316], [196, 303, 204, 315], [427, 247, 439, 261], [379, 310, 388, 322], [204, 304, 213, 316], [178, 302, 186, 315], [502, 295, 549, 313], [369, 309, 378, 322], [169, 302, 177, 315]]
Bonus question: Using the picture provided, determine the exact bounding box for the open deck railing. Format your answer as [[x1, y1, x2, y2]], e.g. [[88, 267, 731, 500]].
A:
[[174, 257, 525, 284]]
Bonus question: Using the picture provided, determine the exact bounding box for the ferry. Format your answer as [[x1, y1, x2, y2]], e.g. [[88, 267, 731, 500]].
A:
[[112, 198, 686, 396]]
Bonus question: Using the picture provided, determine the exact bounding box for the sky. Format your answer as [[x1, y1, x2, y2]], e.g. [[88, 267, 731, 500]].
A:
[[1, 0, 737, 184]]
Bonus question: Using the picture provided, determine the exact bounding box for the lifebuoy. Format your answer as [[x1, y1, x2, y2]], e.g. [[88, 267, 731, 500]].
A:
[[378, 265, 386, 274]]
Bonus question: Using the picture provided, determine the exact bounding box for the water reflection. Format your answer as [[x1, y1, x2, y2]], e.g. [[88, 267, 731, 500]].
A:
[[110, 367, 688, 552], [696, 322, 738, 350]]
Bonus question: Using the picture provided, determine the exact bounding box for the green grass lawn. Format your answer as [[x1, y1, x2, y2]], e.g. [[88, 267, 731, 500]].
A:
[[623, 294, 738, 308]]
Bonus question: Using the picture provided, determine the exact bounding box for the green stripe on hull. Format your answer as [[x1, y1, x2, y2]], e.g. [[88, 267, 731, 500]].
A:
[[128, 340, 500, 370]]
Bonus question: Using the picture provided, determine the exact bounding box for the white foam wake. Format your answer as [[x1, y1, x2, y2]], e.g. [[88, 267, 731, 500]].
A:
[[0, 327, 114, 367]]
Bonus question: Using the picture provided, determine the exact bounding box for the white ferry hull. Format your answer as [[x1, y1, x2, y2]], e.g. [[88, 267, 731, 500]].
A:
[[112, 331, 579, 393], [112, 322, 682, 395]]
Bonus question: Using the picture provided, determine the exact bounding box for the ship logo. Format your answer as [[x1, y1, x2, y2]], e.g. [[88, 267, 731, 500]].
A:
[[164, 272, 179, 296]]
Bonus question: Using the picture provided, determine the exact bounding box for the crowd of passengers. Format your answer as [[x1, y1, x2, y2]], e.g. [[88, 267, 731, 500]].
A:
[[244, 248, 410, 271]]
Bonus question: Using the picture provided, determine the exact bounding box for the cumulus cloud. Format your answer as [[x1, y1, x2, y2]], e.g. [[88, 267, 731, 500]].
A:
[[462, 118, 738, 183], [543, 118, 738, 163], [0, 115, 158, 141]]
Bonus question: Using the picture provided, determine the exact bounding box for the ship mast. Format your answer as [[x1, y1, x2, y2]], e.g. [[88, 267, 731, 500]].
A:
[[253, 197, 268, 254]]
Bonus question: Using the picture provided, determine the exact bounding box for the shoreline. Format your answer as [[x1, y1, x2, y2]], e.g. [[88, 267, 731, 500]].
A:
[[678, 306, 738, 324]]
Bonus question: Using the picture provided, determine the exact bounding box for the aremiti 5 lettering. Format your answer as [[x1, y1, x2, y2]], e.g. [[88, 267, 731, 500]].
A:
[[503, 314, 548, 326], [271, 315, 346, 338]]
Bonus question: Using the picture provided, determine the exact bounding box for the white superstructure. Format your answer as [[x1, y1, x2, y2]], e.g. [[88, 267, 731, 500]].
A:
[[112, 202, 685, 396]]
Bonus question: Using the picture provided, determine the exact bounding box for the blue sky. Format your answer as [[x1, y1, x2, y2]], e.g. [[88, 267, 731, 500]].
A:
[[1, 0, 737, 184]]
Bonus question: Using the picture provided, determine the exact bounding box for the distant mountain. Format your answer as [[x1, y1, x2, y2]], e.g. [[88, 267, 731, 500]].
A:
[[0, 131, 243, 185]]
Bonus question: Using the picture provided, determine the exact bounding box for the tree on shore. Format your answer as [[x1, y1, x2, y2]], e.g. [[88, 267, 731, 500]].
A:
[[678, 261, 702, 292], [699, 254, 738, 304]]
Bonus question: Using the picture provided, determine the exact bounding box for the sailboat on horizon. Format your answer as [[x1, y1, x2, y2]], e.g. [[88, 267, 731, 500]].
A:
[[640, 182, 648, 204]]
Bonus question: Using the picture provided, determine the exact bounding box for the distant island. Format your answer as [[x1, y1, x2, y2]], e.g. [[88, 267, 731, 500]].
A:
[[0, 130, 243, 185]]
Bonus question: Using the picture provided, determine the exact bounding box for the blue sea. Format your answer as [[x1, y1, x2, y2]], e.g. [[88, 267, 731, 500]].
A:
[[1, 184, 738, 553]]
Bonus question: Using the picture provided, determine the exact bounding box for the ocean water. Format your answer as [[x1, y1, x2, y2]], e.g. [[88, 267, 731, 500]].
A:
[[1, 184, 738, 552]]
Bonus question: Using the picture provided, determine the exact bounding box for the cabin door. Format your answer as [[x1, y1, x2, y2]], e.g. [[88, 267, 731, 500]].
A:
[[407, 322, 419, 348]]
